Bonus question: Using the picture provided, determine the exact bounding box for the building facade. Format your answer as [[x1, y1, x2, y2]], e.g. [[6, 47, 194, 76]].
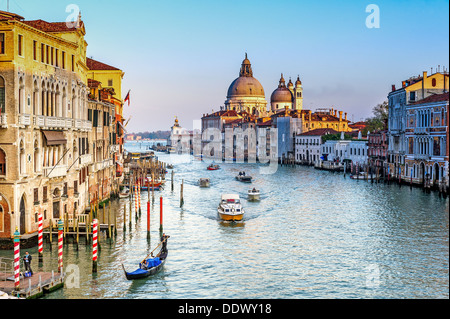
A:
[[295, 128, 337, 165], [0, 11, 124, 244], [404, 93, 448, 188]]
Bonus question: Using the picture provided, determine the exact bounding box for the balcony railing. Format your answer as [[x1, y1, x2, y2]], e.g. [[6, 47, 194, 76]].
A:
[[18, 114, 31, 126], [95, 158, 113, 171], [79, 154, 93, 166], [44, 165, 68, 178], [0, 114, 7, 128]]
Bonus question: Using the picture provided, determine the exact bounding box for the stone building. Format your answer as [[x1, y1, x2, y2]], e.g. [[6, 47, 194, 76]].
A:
[[0, 11, 124, 245]]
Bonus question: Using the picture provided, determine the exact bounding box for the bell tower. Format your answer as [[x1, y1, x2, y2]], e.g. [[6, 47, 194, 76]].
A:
[[294, 75, 303, 110]]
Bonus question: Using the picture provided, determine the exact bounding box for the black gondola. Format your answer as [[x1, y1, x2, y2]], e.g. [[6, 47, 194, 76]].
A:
[[122, 236, 169, 280]]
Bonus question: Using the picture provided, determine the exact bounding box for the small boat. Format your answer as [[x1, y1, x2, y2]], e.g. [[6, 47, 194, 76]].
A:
[[122, 235, 169, 280], [119, 187, 130, 198], [248, 188, 260, 201], [199, 178, 210, 188], [236, 172, 252, 183], [218, 194, 244, 221], [207, 164, 220, 171], [350, 172, 373, 180], [167, 164, 174, 169]]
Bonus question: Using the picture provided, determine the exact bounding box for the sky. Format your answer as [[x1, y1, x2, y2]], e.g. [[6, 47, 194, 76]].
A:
[[5, 0, 449, 132]]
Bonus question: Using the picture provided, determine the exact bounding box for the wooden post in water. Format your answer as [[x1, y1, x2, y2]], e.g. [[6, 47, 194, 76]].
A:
[[108, 202, 111, 239], [123, 202, 127, 232], [180, 179, 184, 207], [160, 196, 163, 233], [171, 170, 174, 191]]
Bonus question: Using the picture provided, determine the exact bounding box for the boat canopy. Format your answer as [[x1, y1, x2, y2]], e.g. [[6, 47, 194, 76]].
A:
[[221, 194, 240, 201]]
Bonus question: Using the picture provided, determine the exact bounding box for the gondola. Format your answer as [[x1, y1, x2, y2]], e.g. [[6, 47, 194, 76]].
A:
[[122, 236, 169, 280]]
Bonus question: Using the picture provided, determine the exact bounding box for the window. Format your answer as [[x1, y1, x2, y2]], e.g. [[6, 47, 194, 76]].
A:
[[0, 149, 5, 175], [41, 43, 45, 63], [410, 92, 415, 101], [43, 186, 48, 202], [0, 76, 5, 113], [34, 188, 39, 204], [51, 47, 54, 65], [0, 33, 4, 54], [55, 49, 59, 67], [33, 41, 37, 60], [62, 51, 66, 69], [46, 45, 49, 64], [108, 79, 113, 87], [18, 34, 23, 56], [71, 55, 75, 72]]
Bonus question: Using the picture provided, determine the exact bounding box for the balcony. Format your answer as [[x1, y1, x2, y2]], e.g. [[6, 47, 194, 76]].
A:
[[414, 154, 430, 160], [110, 144, 120, 153], [0, 114, 7, 128], [44, 165, 68, 178], [95, 158, 113, 171], [79, 154, 93, 166], [18, 113, 31, 126], [414, 127, 429, 134]]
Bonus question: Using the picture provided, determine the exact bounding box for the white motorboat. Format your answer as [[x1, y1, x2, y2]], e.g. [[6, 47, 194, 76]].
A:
[[217, 194, 245, 221], [119, 187, 130, 198], [248, 188, 260, 201]]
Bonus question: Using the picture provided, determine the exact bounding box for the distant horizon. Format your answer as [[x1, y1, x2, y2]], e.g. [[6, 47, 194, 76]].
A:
[[6, 0, 449, 132]]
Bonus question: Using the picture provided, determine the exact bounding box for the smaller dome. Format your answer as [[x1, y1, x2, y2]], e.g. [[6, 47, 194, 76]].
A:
[[271, 87, 293, 103], [295, 75, 302, 86]]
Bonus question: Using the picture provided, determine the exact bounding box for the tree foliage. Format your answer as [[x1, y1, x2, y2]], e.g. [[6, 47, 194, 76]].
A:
[[364, 100, 388, 134]]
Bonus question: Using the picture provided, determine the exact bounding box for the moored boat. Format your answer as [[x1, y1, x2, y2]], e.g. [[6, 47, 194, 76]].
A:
[[119, 187, 130, 198], [248, 188, 260, 201], [218, 194, 244, 221], [350, 172, 373, 180], [199, 178, 210, 188]]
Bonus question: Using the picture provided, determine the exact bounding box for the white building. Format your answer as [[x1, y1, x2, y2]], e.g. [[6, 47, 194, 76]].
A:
[[295, 128, 337, 165]]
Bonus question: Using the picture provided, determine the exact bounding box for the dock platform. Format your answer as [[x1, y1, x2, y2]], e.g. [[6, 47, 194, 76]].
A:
[[0, 271, 64, 299]]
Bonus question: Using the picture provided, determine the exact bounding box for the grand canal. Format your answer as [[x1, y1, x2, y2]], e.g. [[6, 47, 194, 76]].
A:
[[2, 141, 448, 299]]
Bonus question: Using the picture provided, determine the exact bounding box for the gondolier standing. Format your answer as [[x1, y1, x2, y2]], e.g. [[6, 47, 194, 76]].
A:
[[160, 233, 170, 259]]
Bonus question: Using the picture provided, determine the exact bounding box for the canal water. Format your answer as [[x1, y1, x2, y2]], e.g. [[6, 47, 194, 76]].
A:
[[2, 142, 448, 299]]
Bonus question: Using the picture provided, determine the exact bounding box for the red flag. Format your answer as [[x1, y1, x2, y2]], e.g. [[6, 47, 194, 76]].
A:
[[124, 90, 130, 106]]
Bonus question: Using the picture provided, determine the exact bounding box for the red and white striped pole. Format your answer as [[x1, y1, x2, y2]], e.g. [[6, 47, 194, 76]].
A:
[[57, 219, 63, 273], [134, 184, 138, 219], [13, 228, 20, 291], [138, 179, 141, 214], [38, 212, 43, 263], [92, 218, 98, 273]]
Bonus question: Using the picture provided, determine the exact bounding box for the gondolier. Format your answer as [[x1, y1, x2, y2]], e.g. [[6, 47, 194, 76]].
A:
[[160, 233, 170, 259]]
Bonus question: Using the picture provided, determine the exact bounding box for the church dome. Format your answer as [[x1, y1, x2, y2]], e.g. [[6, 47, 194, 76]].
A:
[[270, 73, 293, 103], [270, 87, 293, 103], [227, 76, 265, 98], [226, 53, 265, 98]]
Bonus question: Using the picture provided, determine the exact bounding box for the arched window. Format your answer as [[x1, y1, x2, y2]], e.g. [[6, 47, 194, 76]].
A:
[[0, 148, 6, 175], [0, 76, 5, 113]]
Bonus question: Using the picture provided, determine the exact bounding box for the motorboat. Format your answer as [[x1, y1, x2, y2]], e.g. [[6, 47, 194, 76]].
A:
[[236, 172, 252, 183], [199, 178, 210, 188], [207, 164, 220, 171], [218, 194, 244, 221], [248, 188, 260, 201]]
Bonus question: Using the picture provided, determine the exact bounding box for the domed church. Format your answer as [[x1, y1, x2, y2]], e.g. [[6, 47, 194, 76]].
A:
[[270, 74, 303, 112], [224, 54, 268, 116]]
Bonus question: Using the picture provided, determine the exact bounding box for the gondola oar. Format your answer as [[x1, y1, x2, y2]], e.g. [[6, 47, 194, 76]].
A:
[[140, 236, 168, 264]]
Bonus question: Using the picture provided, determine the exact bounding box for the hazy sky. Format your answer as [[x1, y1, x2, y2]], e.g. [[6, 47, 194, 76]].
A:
[[6, 0, 449, 132]]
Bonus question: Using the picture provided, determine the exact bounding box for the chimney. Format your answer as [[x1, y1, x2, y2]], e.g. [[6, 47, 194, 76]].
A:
[[345, 112, 347, 121], [392, 84, 396, 91], [423, 71, 427, 79], [339, 111, 343, 122], [402, 81, 406, 88]]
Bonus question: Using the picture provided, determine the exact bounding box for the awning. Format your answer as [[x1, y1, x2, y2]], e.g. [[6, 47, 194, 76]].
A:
[[42, 130, 67, 146]]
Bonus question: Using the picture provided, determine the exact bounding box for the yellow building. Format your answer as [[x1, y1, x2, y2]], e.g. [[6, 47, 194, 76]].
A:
[[0, 10, 124, 246]]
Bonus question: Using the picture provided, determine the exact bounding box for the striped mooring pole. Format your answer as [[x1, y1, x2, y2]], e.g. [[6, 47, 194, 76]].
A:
[[57, 219, 64, 273], [13, 228, 20, 291], [160, 196, 163, 233], [134, 184, 138, 218], [92, 218, 98, 273], [38, 212, 43, 263], [138, 179, 142, 215]]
